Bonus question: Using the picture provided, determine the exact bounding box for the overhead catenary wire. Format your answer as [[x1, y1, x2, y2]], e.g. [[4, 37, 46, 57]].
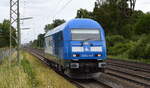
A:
[[51, 0, 73, 20], [49, 0, 64, 20]]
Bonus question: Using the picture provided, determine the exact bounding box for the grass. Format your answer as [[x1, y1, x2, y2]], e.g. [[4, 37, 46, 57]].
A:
[[0, 52, 30, 88], [0, 51, 77, 88]]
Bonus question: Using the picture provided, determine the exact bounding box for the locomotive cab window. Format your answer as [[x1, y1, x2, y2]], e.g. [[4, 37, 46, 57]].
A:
[[71, 29, 101, 41]]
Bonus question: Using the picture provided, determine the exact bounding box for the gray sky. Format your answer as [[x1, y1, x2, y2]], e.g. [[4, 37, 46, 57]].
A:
[[0, 0, 150, 44]]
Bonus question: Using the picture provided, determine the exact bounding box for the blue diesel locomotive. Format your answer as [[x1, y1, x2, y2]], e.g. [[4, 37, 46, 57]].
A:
[[44, 18, 107, 79]]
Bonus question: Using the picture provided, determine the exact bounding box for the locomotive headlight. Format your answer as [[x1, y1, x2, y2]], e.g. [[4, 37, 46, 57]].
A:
[[97, 54, 101, 57], [73, 54, 77, 57], [95, 54, 102, 57], [73, 54, 80, 57]]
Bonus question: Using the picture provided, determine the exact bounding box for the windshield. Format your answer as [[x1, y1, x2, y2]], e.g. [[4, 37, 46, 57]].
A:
[[71, 29, 101, 41]]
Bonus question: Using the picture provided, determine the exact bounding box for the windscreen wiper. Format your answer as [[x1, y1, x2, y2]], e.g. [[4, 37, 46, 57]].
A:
[[83, 38, 92, 41]]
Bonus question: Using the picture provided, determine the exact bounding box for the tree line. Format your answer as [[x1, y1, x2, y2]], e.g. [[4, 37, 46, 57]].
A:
[[0, 20, 16, 48], [31, 0, 150, 60]]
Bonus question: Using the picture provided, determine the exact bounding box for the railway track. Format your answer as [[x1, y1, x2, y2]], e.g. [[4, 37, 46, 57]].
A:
[[25, 48, 112, 88], [26, 48, 85, 88], [107, 59, 150, 73], [25, 48, 150, 88], [72, 79, 112, 88], [106, 59, 150, 88]]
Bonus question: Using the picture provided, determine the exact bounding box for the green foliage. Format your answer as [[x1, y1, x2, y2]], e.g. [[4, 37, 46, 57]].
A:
[[134, 13, 150, 35], [30, 0, 150, 61], [121, 24, 134, 38], [74, 0, 150, 60], [76, 9, 93, 18], [127, 35, 150, 59], [37, 34, 45, 48], [93, 1, 123, 35], [106, 35, 125, 47], [0, 20, 17, 48], [30, 40, 38, 48], [106, 35, 135, 56], [44, 19, 65, 32], [21, 58, 39, 87], [109, 42, 133, 55]]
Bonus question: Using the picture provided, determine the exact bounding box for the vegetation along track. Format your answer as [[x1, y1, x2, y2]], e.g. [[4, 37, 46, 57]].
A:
[[106, 59, 150, 87], [25, 48, 112, 88], [26, 48, 150, 88]]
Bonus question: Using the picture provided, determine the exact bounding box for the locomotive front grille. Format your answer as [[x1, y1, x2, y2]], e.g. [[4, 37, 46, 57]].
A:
[[70, 59, 102, 73]]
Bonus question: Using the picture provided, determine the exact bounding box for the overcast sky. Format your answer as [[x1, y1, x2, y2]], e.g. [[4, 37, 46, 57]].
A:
[[0, 0, 150, 44]]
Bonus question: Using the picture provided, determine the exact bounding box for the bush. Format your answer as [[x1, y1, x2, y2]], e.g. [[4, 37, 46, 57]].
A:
[[127, 34, 150, 59], [134, 13, 150, 35], [106, 35, 129, 55], [145, 44, 150, 58], [106, 35, 126, 47], [121, 24, 134, 38], [108, 41, 135, 56]]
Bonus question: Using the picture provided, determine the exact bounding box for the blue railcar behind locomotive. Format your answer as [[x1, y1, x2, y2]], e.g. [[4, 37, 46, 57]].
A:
[[44, 18, 107, 79]]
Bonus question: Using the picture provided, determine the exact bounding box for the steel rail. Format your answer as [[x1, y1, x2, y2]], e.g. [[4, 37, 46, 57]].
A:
[[26, 48, 150, 88], [26, 48, 112, 88], [107, 59, 150, 72], [106, 59, 150, 87]]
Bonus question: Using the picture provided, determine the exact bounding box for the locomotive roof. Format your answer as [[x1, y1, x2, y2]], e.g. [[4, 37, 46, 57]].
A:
[[45, 18, 101, 37]]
